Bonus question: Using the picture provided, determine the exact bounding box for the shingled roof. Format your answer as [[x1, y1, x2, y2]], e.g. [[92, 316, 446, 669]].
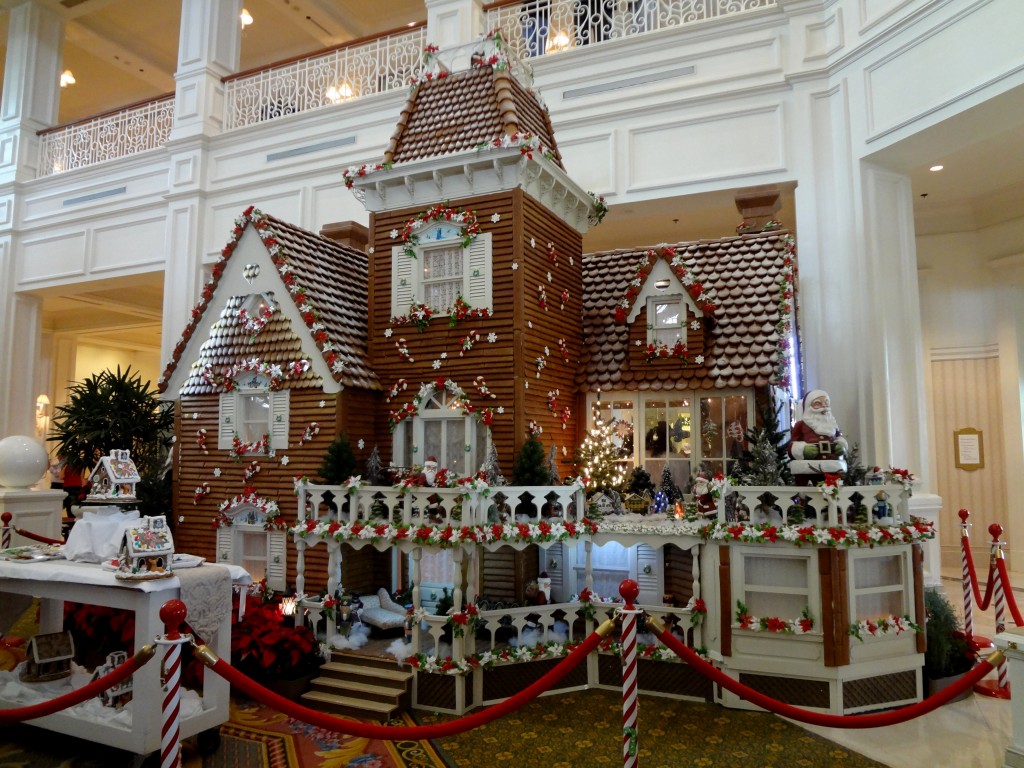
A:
[[160, 209, 379, 396], [580, 231, 796, 392], [384, 64, 564, 169]]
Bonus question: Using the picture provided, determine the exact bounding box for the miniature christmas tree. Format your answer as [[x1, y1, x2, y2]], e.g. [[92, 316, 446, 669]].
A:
[[735, 399, 792, 486], [547, 445, 561, 484], [578, 403, 626, 491], [365, 445, 385, 485], [513, 433, 551, 486], [659, 465, 683, 503], [481, 442, 507, 486], [318, 434, 357, 484], [627, 466, 656, 496], [843, 443, 868, 486]]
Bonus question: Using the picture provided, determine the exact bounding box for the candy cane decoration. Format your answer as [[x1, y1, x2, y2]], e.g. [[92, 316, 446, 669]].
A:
[[157, 600, 192, 768], [619, 579, 641, 768], [959, 509, 977, 638], [1, 512, 11, 549], [976, 524, 1011, 699]]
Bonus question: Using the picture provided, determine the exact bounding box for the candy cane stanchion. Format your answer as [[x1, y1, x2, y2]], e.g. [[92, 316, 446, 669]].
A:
[[975, 524, 1011, 699], [619, 579, 641, 768], [2, 512, 11, 549], [958, 509, 994, 653], [156, 600, 193, 768]]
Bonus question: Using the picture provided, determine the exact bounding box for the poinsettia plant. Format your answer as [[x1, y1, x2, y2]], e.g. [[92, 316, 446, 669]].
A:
[[230, 597, 325, 681]]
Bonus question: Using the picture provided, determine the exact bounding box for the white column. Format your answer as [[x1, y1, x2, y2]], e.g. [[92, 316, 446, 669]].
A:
[[170, 0, 242, 141], [0, 0, 64, 184], [995, 632, 1024, 767], [426, 0, 484, 50]]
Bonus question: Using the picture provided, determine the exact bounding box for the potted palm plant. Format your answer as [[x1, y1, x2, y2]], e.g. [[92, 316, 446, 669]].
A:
[[923, 587, 977, 700]]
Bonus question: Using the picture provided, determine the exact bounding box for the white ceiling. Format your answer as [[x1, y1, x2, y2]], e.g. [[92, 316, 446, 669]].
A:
[[3, 0, 1022, 352]]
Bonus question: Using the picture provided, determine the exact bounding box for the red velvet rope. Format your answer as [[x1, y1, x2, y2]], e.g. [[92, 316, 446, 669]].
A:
[[653, 626, 995, 729], [962, 535, 995, 611], [0, 645, 153, 724], [207, 627, 606, 740], [12, 527, 65, 546], [996, 558, 1024, 627]]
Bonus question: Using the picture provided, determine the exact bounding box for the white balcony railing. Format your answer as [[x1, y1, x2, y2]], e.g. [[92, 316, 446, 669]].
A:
[[485, 0, 777, 59], [37, 95, 174, 178], [223, 25, 428, 131]]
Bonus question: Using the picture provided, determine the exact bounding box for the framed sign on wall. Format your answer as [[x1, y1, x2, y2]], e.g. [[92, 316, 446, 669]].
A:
[[953, 427, 984, 471]]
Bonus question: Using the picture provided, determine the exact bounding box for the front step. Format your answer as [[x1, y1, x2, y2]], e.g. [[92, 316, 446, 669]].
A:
[[301, 690, 399, 721], [302, 653, 413, 721]]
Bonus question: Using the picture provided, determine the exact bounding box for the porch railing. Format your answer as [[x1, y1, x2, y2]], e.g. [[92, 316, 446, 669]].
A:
[[37, 95, 174, 177], [484, 0, 778, 60], [222, 24, 427, 130]]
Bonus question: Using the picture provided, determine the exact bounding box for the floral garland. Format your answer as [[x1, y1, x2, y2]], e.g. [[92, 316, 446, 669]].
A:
[[390, 303, 434, 332], [687, 597, 707, 627], [771, 236, 797, 390], [614, 246, 717, 324], [557, 338, 570, 362], [528, 419, 543, 436], [201, 357, 311, 392], [477, 131, 556, 162], [883, 466, 915, 493], [644, 340, 692, 365], [230, 433, 270, 460], [447, 605, 480, 638], [342, 161, 393, 189], [536, 283, 547, 311], [588, 192, 608, 225], [735, 601, 814, 634], [472, 28, 513, 71], [234, 302, 275, 342], [560, 288, 569, 310], [594, 517, 936, 548], [400, 203, 480, 259], [448, 296, 491, 327], [159, 206, 347, 388], [291, 517, 598, 549], [387, 378, 496, 432], [214, 489, 284, 530], [849, 614, 922, 641]]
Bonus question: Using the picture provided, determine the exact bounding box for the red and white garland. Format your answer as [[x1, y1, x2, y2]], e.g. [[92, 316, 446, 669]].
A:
[[614, 246, 717, 324], [644, 340, 692, 365], [234, 302, 275, 342], [771, 236, 797, 390], [478, 131, 555, 162], [214, 489, 284, 530], [230, 434, 269, 460], [735, 601, 814, 634], [243, 460, 262, 482], [387, 378, 496, 432], [849, 614, 921, 641], [193, 483, 211, 505], [459, 330, 480, 356], [201, 357, 310, 392], [342, 161, 393, 189], [400, 203, 480, 259], [159, 206, 349, 389]]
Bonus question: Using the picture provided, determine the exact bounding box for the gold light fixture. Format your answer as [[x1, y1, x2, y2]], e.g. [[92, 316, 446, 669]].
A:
[[59, 69, 76, 88], [546, 31, 571, 53], [240, 8, 254, 28], [325, 82, 354, 104]]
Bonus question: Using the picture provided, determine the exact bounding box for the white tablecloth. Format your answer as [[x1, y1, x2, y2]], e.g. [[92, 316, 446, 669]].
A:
[[62, 506, 139, 563]]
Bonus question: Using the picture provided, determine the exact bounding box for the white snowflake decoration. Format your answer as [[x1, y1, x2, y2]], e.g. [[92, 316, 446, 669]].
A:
[[280, 455, 290, 466], [432, 359, 442, 369], [390, 228, 399, 239], [213, 467, 222, 478], [695, 354, 705, 364], [318, 400, 326, 408], [487, 332, 498, 343], [192, 412, 199, 420], [358, 439, 365, 450], [512, 262, 519, 271], [530, 238, 536, 248], [691, 320, 701, 330], [440, 352, 448, 359], [490, 213, 501, 223]]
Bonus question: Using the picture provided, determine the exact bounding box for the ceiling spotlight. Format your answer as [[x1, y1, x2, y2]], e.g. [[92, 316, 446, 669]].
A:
[[59, 69, 76, 88], [929, 164, 944, 172], [240, 8, 254, 28]]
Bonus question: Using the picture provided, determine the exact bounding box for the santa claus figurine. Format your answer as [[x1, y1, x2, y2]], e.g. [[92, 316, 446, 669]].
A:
[[789, 390, 848, 484]]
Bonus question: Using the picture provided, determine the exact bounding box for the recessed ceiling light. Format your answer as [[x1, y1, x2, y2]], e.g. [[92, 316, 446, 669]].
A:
[[929, 164, 944, 172]]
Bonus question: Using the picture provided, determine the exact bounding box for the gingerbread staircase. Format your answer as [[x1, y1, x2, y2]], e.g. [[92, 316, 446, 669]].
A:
[[301, 650, 413, 721]]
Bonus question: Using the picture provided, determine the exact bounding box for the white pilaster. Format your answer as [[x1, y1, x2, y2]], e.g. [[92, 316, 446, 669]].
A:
[[0, 1, 64, 184], [425, 0, 484, 50], [159, 199, 208, 368], [170, 0, 242, 141]]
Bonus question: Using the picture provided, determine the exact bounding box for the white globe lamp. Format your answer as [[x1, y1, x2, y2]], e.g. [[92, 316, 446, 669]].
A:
[[0, 435, 50, 489]]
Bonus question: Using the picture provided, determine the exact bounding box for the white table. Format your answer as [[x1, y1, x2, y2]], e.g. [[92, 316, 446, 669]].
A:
[[0, 558, 234, 758]]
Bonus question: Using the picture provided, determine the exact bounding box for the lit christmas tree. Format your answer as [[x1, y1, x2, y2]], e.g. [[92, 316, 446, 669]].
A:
[[578, 398, 626, 491], [365, 444, 386, 485], [481, 442, 507, 486]]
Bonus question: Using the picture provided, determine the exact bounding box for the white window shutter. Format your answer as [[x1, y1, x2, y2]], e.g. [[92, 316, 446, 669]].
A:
[[216, 526, 233, 563], [266, 531, 287, 591], [218, 392, 235, 450], [466, 232, 492, 310], [392, 245, 415, 316], [270, 390, 290, 449]]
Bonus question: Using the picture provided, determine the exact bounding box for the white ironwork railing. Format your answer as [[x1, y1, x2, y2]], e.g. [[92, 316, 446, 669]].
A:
[[223, 25, 428, 130], [37, 95, 174, 177], [484, 0, 777, 59]]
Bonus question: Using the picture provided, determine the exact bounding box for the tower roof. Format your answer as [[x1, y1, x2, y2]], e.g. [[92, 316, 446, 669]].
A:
[[384, 64, 563, 170]]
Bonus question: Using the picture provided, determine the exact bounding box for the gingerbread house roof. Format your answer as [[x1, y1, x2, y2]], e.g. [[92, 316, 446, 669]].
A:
[[160, 209, 379, 396], [579, 231, 796, 392], [384, 64, 564, 170]]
